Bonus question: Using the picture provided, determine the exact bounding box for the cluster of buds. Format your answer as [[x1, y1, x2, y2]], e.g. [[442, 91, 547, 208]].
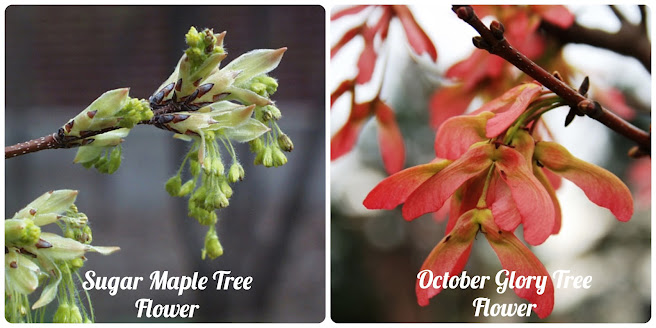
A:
[[364, 82, 634, 318], [66, 88, 153, 173], [156, 27, 293, 259], [5, 190, 119, 323]]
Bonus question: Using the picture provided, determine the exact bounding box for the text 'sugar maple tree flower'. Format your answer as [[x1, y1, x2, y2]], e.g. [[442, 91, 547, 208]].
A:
[[364, 81, 634, 317], [331, 5, 437, 174]]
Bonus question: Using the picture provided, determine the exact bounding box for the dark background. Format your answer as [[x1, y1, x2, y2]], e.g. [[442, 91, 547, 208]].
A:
[[6, 5, 325, 322]]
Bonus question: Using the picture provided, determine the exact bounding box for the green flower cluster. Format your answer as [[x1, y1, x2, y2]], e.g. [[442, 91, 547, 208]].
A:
[[5, 190, 119, 323], [66, 89, 153, 174], [155, 27, 294, 259]]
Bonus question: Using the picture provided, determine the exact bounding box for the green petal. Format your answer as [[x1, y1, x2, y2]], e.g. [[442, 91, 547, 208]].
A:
[[223, 119, 270, 143], [223, 48, 286, 86]]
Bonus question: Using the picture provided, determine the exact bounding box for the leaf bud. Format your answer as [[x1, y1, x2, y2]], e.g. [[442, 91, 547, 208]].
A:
[[277, 133, 294, 152]]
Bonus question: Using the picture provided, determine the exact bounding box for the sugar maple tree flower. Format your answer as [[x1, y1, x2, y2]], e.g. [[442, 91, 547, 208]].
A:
[[364, 79, 635, 316], [331, 5, 437, 174]]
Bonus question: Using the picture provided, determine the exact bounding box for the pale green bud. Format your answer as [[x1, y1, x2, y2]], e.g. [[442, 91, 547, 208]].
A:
[[64, 228, 75, 239], [165, 175, 182, 196], [268, 105, 282, 120], [203, 231, 223, 260], [179, 180, 196, 196], [70, 257, 85, 269], [53, 303, 71, 323], [252, 75, 278, 96], [212, 157, 225, 176], [185, 26, 202, 48], [5, 219, 41, 247], [79, 225, 93, 244], [249, 138, 264, 153], [261, 107, 273, 121], [271, 146, 287, 167], [262, 147, 274, 167], [228, 163, 245, 183], [69, 305, 83, 323], [277, 133, 294, 152], [210, 191, 229, 209], [219, 180, 233, 198], [116, 98, 153, 128]]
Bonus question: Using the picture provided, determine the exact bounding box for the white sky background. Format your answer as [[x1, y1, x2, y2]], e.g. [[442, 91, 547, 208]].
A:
[[330, 4, 651, 315]]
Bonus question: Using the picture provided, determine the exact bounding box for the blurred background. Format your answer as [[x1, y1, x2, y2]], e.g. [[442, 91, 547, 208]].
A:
[[330, 4, 651, 323], [5, 5, 325, 323]]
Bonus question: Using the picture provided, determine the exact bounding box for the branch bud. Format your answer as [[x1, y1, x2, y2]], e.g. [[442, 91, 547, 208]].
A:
[[453, 6, 474, 21], [490, 20, 505, 40], [472, 36, 489, 50]]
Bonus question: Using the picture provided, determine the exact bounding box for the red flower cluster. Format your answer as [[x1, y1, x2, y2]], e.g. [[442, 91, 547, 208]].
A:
[[364, 82, 634, 318], [331, 5, 437, 174]]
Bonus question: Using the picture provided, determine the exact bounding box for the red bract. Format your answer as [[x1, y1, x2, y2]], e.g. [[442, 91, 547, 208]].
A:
[[416, 208, 554, 318], [534, 141, 634, 222], [331, 97, 406, 174], [331, 6, 437, 173]]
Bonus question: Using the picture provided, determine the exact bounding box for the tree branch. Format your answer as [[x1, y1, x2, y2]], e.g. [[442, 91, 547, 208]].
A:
[[5, 99, 208, 159], [453, 5, 650, 156], [540, 5, 651, 72], [5, 127, 125, 159]]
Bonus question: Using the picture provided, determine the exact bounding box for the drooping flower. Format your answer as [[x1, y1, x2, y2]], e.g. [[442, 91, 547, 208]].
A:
[[331, 5, 436, 173], [152, 27, 292, 259]]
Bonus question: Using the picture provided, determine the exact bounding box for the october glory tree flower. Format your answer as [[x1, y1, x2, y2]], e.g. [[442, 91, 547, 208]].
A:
[[364, 81, 634, 317]]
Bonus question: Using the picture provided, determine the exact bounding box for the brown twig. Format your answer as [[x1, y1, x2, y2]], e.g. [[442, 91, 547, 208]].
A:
[[540, 5, 651, 73], [453, 5, 650, 156], [5, 126, 124, 159]]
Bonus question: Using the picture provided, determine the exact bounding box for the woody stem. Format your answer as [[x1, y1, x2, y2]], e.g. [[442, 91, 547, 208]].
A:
[[452, 5, 650, 157]]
